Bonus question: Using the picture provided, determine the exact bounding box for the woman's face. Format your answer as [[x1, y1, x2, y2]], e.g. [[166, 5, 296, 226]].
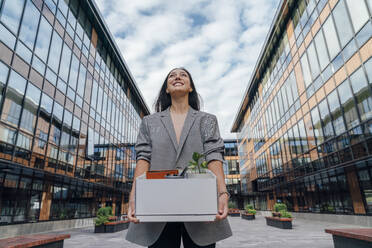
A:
[[166, 69, 192, 97]]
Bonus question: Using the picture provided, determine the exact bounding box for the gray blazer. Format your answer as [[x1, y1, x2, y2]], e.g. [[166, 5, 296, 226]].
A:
[[126, 107, 232, 247]]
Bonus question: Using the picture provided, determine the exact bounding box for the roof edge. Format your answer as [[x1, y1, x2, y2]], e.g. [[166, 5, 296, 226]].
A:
[[231, 0, 289, 132], [87, 0, 151, 115]]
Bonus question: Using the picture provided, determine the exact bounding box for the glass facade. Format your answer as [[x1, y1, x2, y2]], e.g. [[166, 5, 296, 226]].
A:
[[232, 0, 372, 215], [0, 0, 148, 225], [223, 139, 243, 209]]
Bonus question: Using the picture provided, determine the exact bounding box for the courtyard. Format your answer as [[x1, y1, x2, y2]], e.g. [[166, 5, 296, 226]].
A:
[[52, 215, 366, 248]]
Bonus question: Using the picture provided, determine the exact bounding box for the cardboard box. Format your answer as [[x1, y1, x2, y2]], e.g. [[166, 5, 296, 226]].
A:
[[135, 170, 218, 222]]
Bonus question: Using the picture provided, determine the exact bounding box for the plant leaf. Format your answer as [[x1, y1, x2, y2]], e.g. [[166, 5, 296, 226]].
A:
[[192, 152, 200, 162]]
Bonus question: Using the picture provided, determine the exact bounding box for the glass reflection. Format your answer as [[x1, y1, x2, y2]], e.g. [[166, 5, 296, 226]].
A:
[[20, 83, 40, 133], [34, 17, 52, 62], [0, 0, 25, 34], [2, 70, 26, 126], [18, 0, 40, 49], [349, 67, 372, 121]]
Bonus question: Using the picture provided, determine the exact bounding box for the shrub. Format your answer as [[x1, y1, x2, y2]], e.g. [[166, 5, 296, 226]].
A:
[[279, 210, 292, 218], [247, 209, 256, 215], [95, 206, 113, 226], [244, 204, 254, 211], [274, 203, 287, 212], [228, 202, 237, 209]]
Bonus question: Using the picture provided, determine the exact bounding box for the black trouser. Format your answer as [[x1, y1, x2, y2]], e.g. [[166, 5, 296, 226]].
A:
[[148, 222, 216, 248]]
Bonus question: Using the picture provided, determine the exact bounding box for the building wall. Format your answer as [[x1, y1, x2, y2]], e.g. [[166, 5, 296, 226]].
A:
[[236, 0, 372, 215], [0, 0, 145, 225]]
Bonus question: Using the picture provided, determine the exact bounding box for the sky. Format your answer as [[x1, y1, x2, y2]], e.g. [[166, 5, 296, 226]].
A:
[[95, 0, 278, 139]]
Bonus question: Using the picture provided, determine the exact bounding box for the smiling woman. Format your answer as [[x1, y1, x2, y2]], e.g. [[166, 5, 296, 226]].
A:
[[154, 67, 201, 112], [126, 67, 232, 248]]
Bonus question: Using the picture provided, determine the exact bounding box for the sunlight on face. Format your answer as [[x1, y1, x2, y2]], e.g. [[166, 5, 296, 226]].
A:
[[166, 69, 192, 97]]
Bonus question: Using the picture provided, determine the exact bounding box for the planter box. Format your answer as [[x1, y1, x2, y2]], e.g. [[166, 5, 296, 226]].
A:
[[135, 171, 217, 222], [228, 209, 241, 217], [94, 225, 105, 233], [265, 216, 292, 229], [105, 221, 129, 233], [95, 221, 129, 233], [241, 213, 255, 220]]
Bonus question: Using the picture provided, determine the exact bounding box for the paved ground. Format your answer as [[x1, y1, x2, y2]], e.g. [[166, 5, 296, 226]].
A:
[[54, 215, 365, 248]]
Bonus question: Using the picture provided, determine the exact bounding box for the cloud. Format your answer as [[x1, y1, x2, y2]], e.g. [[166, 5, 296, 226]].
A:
[[96, 0, 276, 139]]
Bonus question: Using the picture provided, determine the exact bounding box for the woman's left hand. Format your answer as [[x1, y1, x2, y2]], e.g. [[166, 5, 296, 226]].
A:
[[215, 193, 229, 221]]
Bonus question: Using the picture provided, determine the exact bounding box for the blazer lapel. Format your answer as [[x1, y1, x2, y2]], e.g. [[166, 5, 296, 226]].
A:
[[176, 107, 197, 161], [160, 108, 178, 152]]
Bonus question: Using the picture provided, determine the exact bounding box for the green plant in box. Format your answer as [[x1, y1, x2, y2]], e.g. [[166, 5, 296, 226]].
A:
[[279, 210, 292, 218], [247, 209, 256, 215], [95, 206, 113, 226], [274, 203, 287, 212], [244, 204, 254, 211], [188, 152, 208, 173]]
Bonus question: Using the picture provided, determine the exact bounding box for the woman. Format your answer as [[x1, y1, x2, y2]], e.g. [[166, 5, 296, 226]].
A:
[[126, 68, 232, 248]]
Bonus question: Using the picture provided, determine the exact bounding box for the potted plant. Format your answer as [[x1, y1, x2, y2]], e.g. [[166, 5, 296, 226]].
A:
[[265, 203, 293, 229], [228, 201, 240, 217], [272, 203, 286, 217], [241, 204, 256, 220], [94, 206, 112, 233], [188, 152, 208, 173]]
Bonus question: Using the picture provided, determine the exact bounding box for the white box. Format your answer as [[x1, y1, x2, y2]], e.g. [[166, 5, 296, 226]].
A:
[[135, 170, 218, 222]]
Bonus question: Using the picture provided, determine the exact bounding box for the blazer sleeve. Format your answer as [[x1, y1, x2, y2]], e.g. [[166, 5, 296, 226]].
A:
[[200, 114, 224, 164], [135, 116, 152, 163]]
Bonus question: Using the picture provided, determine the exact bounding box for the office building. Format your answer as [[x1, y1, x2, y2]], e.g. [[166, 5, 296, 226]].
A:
[[223, 139, 242, 208], [232, 0, 372, 215], [0, 0, 149, 224]]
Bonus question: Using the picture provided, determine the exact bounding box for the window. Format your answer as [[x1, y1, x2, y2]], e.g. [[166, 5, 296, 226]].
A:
[[332, 0, 353, 48], [18, 0, 40, 49], [311, 106, 324, 145], [300, 54, 312, 88], [68, 55, 79, 90], [0, 124, 16, 145], [323, 16, 341, 59], [34, 17, 53, 62], [319, 99, 334, 138], [0, 0, 25, 34], [63, 110, 72, 127], [366, 59, 372, 84], [314, 30, 329, 71], [53, 102, 64, 122], [47, 31, 63, 74], [327, 90, 346, 135], [0, 61, 9, 107], [77, 65, 86, 97], [72, 116, 80, 132], [2, 70, 26, 126], [15, 42, 32, 63], [20, 83, 41, 133], [40, 93, 53, 115], [338, 80, 359, 129], [38, 131, 48, 149], [307, 42, 320, 79], [345, 0, 369, 33], [59, 44, 72, 82], [349, 67, 372, 121]]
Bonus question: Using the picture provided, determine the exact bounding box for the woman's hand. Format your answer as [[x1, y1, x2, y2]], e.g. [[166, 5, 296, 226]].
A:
[[127, 159, 149, 224], [215, 193, 229, 221], [127, 199, 139, 224]]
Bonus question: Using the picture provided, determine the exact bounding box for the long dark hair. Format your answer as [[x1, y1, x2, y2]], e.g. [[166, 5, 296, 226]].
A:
[[154, 67, 201, 112]]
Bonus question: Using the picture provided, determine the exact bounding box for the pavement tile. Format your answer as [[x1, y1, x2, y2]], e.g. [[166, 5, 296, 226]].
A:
[[51, 215, 366, 248]]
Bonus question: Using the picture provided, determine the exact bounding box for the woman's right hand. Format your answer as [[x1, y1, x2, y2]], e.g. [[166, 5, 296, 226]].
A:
[[128, 198, 139, 223]]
